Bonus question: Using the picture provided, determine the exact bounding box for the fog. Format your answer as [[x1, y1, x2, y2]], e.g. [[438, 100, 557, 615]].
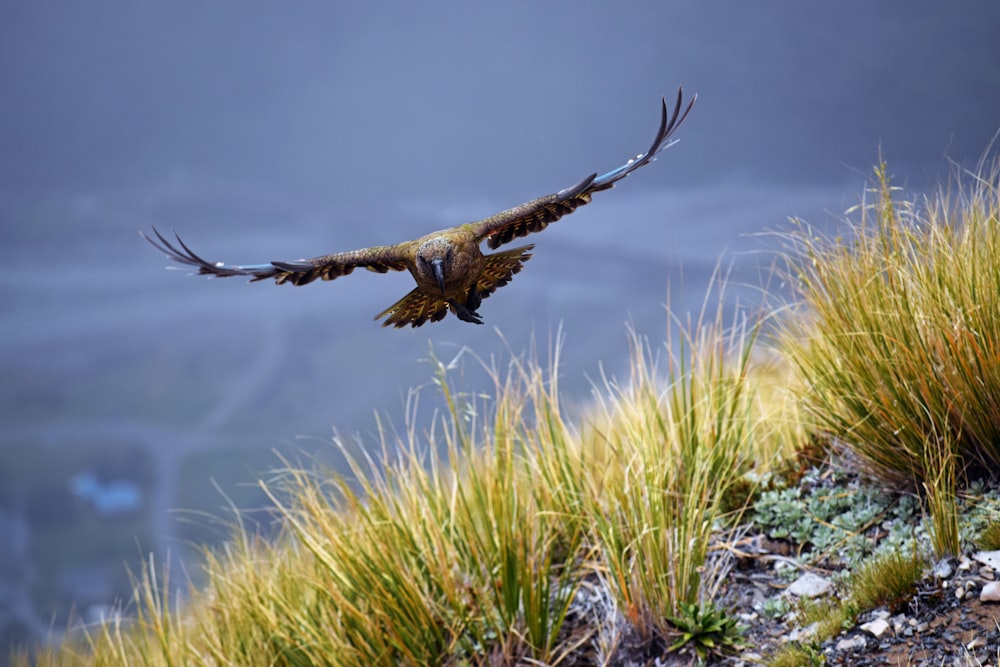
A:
[[1, 0, 998, 648]]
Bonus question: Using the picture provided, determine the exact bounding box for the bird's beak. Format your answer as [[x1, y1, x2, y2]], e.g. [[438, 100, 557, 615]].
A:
[[432, 259, 446, 295]]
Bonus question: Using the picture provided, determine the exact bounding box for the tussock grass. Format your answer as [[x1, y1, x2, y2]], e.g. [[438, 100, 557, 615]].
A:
[[976, 521, 1000, 551], [846, 547, 926, 613], [22, 308, 772, 666], [794, 596, 853, 645], [766, 641, 823, 667], [778, 157, 1000, 490], [584, 314, 760, 640]]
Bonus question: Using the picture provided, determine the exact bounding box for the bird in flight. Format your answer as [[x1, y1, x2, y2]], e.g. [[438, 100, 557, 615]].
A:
[[144, 87, 695, 328]]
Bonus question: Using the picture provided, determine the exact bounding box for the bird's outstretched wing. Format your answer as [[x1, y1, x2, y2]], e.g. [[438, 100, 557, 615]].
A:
[[141, 226, 409, 287], [470, 86, 695, 250]]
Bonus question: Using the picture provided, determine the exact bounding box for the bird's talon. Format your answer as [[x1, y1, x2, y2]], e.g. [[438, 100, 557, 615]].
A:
[[448, 299, 484, 325], [465, 290, 483, 312]]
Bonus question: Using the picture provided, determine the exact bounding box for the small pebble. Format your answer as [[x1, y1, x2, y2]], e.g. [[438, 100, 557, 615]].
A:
[[980, 581, 1000, 602], [860, 617, 891, 637], [932, 558, 955, 579], [835, 636, 867, 651], [787, 572, 832, 598]]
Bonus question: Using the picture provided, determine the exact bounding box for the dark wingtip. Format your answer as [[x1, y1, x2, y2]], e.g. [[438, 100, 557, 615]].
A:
[[590, 85, 695, 189]]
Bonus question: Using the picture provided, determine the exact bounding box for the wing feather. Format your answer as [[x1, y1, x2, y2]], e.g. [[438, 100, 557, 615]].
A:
[[471, 86, 695, 250], [141, 226, 409, 287], [475, 244, 535, 297]]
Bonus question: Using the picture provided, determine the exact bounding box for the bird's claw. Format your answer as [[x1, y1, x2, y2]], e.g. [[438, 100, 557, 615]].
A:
[[465, 290, 482, 313], [448, 298, 484, 325]]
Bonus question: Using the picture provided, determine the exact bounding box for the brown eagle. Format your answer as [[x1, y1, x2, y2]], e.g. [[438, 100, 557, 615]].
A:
[[143, 87, 695, 327]]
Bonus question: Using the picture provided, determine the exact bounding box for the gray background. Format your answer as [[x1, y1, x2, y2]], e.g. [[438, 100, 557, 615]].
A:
[[1, 0, 998, 649]]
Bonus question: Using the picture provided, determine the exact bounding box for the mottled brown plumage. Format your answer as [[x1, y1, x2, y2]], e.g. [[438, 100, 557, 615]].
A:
[[143, 87, 695, 327]]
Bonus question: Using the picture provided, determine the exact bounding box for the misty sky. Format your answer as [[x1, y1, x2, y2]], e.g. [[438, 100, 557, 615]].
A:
[[2, 0, 999, 473], [3, 2, 998, 203]]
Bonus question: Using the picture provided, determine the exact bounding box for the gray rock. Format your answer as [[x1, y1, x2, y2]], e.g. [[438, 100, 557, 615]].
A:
[[787, 572, 832, 598], [973, 550, 1000, 571], [835, 636, 867, 651], [891, 614, 907, 633], [932, 557, 955, 579], [980, 581, 1000, 603], [860, 617, 891, 638]]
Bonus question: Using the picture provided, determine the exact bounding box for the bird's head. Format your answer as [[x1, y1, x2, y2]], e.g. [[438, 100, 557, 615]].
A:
[[416, 237, 454, 295]]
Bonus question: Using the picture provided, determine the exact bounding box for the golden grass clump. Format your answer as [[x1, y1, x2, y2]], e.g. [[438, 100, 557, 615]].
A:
[[778, 157, 1000, 489], [582, 315, 762, 640], [846, 548, 926, 613], [19, 311, 771, 666]]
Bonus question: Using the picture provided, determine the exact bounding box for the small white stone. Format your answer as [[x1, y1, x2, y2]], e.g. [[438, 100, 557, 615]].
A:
[[873, 609, 890, 620], [973, 550, 1000, 571], [860, 617, 891, 638], [958, 555, 974, 571], [932, 558, 955, 579], [980, 581, 1000, 602], [835, 636, 867, 651], [787, 572, 832, 598]]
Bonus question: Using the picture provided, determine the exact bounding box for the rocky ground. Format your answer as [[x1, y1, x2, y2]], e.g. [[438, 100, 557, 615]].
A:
[[716, 539, 1000, 666], [556, 453, 1000, 667]]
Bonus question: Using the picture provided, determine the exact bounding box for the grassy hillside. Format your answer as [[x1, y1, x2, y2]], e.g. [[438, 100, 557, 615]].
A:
[[17, 157, 1000, 666]]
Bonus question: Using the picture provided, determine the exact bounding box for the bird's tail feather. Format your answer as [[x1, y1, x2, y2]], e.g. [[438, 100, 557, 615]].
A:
[[374, 288, 449, 328]]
